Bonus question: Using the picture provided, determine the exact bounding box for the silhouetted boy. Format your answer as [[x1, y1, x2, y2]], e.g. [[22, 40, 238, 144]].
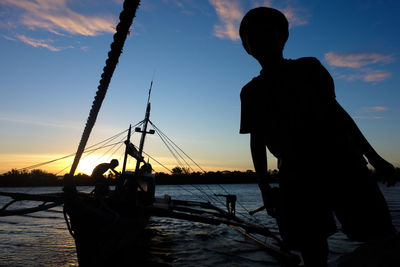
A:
[[239, 7, 396, 267], [91, 159, 119, 196]]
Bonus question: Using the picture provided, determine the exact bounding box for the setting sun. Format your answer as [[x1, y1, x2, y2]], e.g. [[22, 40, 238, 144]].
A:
[[75, 155, 123, 176]]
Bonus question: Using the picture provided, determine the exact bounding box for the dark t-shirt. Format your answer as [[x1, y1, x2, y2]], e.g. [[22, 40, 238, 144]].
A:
[[240, 58, 395, 245], [240, 57, 337, 167], [91, 163, 112, 177]]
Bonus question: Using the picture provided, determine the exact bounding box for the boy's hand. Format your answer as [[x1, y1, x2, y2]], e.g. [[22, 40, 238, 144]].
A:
[[371, 156, 397, 187], [258, 184, 277, 217]]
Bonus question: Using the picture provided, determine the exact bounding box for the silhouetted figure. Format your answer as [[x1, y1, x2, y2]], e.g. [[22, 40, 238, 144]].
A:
[[139, 162, 153, 175], [239, 7, 396, 267], [215, 194, 237, 216], [91, 159, 119, 196]]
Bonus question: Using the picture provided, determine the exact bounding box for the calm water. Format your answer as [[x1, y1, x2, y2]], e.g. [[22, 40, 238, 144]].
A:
[[0, 184, 399, 266]]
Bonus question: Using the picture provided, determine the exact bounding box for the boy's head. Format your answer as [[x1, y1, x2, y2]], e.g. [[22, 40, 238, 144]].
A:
[[110, 159, 119, 168], [239, 7, 288, 60]]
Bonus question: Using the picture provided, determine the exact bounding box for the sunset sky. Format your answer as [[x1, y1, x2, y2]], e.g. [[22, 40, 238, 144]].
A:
[[1, 0, 399, 175]]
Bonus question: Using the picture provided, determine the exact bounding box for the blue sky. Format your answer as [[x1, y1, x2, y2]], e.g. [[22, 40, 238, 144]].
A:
[[0, 0, 399, 174]]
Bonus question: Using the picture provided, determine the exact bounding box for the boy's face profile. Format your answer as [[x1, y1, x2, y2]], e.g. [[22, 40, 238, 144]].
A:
[[240, 8, 288, 66], [243, 25, 283, 64]]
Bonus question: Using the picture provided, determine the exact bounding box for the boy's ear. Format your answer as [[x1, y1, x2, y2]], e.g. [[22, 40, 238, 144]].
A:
[[242, 42, 252, 56]]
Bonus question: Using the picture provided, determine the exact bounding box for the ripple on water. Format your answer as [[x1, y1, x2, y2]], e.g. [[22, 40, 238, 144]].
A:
[[1, 184, 399, 266]]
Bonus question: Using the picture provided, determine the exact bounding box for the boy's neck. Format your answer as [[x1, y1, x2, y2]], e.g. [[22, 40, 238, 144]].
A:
[[259, 56, 285, 74], [258, 52, 284, 72]]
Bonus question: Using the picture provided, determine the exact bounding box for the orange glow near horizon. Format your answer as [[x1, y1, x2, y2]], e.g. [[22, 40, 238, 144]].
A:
[[0, 153, 255, 176]]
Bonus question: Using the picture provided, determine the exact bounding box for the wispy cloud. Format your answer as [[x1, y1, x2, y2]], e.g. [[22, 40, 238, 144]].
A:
[[161, 0, 206, 15], [353, 105, 389, 119], [353, 116, 383, 119], [251, 1, 309, 28], [2, 35, 16, 41], [363, 69, 391, 82], [281, 6, 309, 27], [0, 114, 81, 129], [336, 69, 391, 82], [251, 0, 273, 10], [325, 52, 393, 68], [209, 0, 243, 41], [1, 0, 116, 36], [16, 34, 63, 51], [363, 106, 389, 112], [325, 52, 393, 82], [209, 0, 309, 41]]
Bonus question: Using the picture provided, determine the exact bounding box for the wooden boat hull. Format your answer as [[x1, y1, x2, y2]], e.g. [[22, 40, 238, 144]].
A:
[[64, 173, 156, 266]]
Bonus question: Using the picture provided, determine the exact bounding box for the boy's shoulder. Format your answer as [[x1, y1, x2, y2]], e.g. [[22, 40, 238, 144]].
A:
[[240, 74, 263, 98], [241, 57, 328, 98], [287, 57, 323, 69]]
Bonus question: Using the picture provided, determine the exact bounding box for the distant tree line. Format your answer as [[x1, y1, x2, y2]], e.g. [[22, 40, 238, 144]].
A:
[[0, 167, 399, 187], [0, 169, 92, 187], [155, 167, 262, 184]]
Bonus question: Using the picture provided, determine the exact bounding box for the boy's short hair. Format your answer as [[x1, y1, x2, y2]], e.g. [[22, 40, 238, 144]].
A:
[[110, 159, 119, 167], [239, 7, 289, 49]]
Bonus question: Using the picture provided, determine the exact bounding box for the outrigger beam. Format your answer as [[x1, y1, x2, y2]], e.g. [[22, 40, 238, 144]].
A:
[[149, 197, 301, 266], [0, 192, 64, 217], [150, 197, 280, 242]]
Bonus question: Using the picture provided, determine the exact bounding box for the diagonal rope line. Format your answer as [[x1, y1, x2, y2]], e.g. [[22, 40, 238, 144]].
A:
[[150, 121, 263, 224], [155, 130, 186, 169], [154, 129, 226, 205], [154, 128, 195, 173], [55, 140, 125, 176], [136, 144, 213, 203], [69, 0, 141, 176], [150, 124, 227, 206], [5, 127, 133, 175]]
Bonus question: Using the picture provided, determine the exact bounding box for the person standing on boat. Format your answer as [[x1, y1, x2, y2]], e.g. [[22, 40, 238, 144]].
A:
[[91, 159, 119, 196], [239, 7, 396, 267]]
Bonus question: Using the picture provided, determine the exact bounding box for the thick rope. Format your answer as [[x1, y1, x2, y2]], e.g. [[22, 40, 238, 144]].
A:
[[68, 0, 140, 176]]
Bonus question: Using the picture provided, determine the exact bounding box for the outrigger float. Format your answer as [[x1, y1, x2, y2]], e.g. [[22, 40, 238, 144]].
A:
[[0, 0, 300, 266]]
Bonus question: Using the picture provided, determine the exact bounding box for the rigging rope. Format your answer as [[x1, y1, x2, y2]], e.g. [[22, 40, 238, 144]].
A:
[[7, 123, 140, 176], [129, 141, 214, 203], [55, 140, 125, 175], [149, 124, 234, 207], [68, 0, 140, 176], [150, 122, 206, 172], [150, 121, 264, 224]]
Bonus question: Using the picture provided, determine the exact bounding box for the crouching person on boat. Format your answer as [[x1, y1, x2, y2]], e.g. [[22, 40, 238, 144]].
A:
[[238, 7, 396, 267], [91, 159, 119, 197]]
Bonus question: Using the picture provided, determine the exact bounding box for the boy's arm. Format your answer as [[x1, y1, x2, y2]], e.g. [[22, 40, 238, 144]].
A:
[[250, 132, 276, 216], [334, 101, 396, 185], [110, 168, 120, 176]]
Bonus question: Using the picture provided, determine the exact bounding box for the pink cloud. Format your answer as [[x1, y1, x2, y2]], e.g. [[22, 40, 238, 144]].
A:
[[372, 106, 389, 111], [1, 0, 116, 36], [324, 52, 393, 68], [353, 116, 383, 119], [282, 6, 309, 27], [362, 69, 391, 82], [363, 106, 389, 112], [209, 0, 309, 41], [209, 0, 243, 41], [355, 106, 389, 119], [251, 0, 274, 8], [16, 34, 73, 51], [251, 0, 309, 27], [2, 35, 16, 41], [336, 69, 391, 82], [16, 34, 61, 51], [325, 52, 393, 82]]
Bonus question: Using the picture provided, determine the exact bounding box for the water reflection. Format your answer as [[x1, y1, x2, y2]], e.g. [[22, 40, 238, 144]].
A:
[[0, 184, 399, 266]]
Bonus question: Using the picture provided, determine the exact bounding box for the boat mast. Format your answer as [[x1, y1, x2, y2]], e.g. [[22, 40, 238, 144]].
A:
[[122, 124, 132, 174], [135, 81, 154, 172]]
